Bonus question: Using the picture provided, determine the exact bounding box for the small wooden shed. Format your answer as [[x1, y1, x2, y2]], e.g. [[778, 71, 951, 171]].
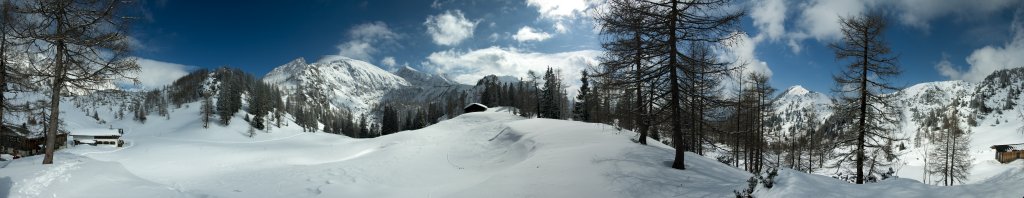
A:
[[464, 103, 488, 113], [990, 143, 1024, 163]]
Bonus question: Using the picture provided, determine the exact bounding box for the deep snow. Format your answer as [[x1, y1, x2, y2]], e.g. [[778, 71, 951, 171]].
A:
[[0, 102, 1022, 197]]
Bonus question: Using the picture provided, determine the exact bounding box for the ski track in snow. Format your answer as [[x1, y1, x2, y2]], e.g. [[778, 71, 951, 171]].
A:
[[17, 159, 81, 197]]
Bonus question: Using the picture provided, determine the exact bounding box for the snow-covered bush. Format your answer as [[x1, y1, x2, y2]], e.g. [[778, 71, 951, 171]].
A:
[[761, 168, 778, 189], [734, 176, 757, 198]]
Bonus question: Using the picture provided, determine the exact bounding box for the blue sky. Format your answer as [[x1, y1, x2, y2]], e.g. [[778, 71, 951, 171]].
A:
[[130, 0, 1024, 95]]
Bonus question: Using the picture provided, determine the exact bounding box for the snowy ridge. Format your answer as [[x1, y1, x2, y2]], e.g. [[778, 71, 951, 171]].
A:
[[773, 85, 833, 137], [263, 57, 410, 115]]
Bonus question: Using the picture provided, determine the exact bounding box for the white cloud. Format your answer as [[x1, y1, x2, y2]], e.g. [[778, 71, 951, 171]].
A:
[[381, 56, 397, 67], [935, 55, 962, 80], [489, 33, 501, 42], [127, 58, 192, 89], [380, 56, 399, 72], [776, 0, 1022, 53], [554, 21, 569, 34], [895, 0, 1019, 29], [331, 22, 398, 62], [725, 32, 773, 77], [794, 0, 871, 42], [941, 8, 1024, 82], [513, 26, 553, 42], [526, 0, 590, 20], [424, 10, 478, 46], [750, 0, 787, 42], [422, 46, 601, 94]]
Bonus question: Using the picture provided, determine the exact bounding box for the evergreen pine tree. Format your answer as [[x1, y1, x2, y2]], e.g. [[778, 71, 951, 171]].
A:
[[573, 70, 591, 122]]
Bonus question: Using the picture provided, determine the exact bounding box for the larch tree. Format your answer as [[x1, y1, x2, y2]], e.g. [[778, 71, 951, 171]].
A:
[[19, 0, 139, 164], [201, 91, 213, 128], [640, 0, 744, 170], [594, 0, 656, 145], [927, 100, 972, 186], [829, 13, 902, 184]]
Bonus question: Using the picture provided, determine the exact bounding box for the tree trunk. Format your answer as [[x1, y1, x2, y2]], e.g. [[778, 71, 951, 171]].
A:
[[856, 35, 869, 184], [635, 32, 648, 145], [43, 40, 66, 165], [669, 0, 685, 170]]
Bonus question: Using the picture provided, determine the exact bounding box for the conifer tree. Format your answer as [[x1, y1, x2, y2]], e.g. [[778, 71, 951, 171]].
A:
[[573, 70, 591, 122], [829, 13, 902, 184]]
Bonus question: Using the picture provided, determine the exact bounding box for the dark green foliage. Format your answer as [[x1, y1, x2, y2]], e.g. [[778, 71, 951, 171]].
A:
[[572, 70, 591, 122], [539, 67, 566, 119], [167, 69, 210, 107]]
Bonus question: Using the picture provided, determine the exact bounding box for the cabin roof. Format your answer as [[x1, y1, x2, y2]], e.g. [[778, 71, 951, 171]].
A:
[[70, 128, 121, 137], [991, 143, 1024, 152], [465, 103, 488, 109]]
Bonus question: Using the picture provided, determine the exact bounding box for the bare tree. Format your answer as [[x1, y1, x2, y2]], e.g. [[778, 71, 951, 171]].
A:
[[594, 0, 658, 144], [20, 0, 139, 164], [635, 0, 744, 170], [927, 101, 972, 186], [829, 13, 902, 184]]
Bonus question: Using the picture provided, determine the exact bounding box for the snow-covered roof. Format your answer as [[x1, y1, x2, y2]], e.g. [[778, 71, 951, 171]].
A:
[[465, 103, 488, 109], [70, 128, 121, 137]]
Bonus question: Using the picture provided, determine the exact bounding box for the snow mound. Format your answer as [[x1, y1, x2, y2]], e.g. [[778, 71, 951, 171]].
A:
[[759, 165, 1024, 197]]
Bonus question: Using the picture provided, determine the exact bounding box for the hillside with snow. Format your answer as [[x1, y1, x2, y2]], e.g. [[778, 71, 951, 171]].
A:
[[770, 78, 1024, 185], [2, 96, 1023, 197], [263, 57, 411, 116], [3, 57, 1024, 197]]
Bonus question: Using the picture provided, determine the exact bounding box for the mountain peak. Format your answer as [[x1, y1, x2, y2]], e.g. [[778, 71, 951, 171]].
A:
[[784, 85, 810, 96], [401, 65, 419, 72], [288, 57, 307, 66]]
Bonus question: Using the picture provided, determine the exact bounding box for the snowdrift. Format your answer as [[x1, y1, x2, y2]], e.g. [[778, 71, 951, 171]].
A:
[[0, 105, 1022, 197]]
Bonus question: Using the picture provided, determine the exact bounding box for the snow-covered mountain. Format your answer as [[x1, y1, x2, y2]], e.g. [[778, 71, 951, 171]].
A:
[[383, 66, 475, 107], [263, 57, 410, 115], [393, 66, 455, 86], [775, 72, 1024, 184], [773, 85, 833, 137]]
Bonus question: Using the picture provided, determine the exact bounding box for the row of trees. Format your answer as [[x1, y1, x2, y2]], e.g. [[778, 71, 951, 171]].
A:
[[594, 0, 745, 170], [585, 0, 923, 185]]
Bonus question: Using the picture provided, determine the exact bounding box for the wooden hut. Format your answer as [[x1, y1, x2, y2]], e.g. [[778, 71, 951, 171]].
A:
[[1, 125, 67, 157], [71, 128, 124, 147], [990, 143, 1024, 163], [464, 103, 488, 113]]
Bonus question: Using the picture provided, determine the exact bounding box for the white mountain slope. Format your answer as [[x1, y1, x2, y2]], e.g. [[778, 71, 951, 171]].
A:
[[263, 57, 410, 115]]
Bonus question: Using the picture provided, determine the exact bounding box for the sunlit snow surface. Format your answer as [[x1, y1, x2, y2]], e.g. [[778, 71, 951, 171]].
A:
[[0, 101, 1021, 197]]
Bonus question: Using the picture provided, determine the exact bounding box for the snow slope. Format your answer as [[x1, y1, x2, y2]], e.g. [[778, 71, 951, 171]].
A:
[[0, 102, 756, 197], [759, 164, 1024, 198], [2, 96, 1023, 197]]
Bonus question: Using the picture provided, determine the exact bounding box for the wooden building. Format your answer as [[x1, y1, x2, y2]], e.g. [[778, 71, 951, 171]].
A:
[[71, 128, 124, 147], [464, 103, 488, 113], [990, 143, 1024, 163], [1, 125, 67, 157]]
